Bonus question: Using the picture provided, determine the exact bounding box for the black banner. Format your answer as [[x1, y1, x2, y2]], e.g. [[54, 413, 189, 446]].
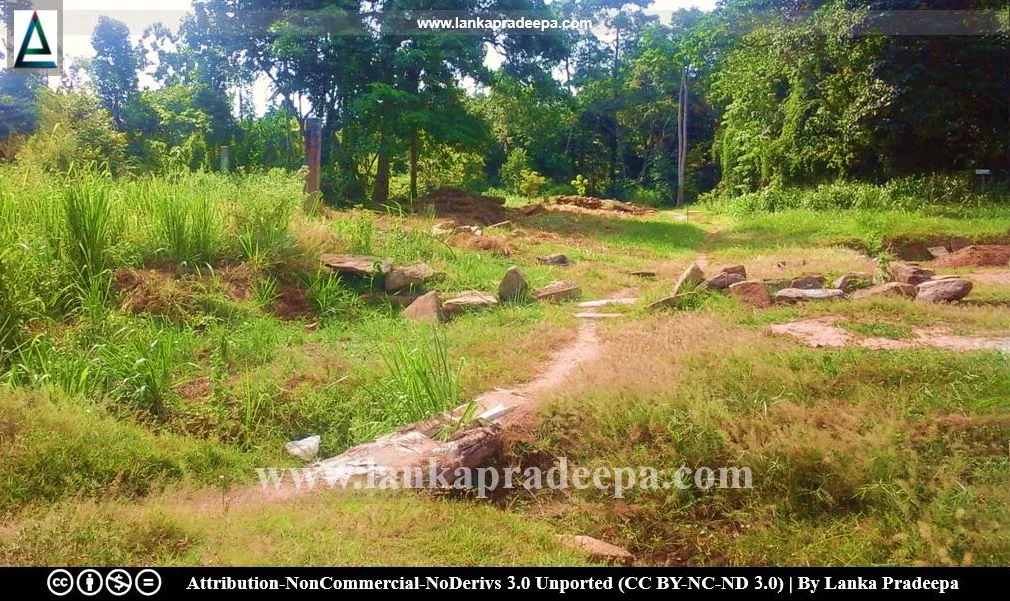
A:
[[7, 567, 1008, 599]]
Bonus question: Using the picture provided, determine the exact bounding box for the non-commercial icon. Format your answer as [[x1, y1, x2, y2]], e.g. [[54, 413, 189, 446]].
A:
[[105, 569, 133, 597], [46, 569, 74, 596], [76, 569, 103, 596], [135, 569, 162, 596]]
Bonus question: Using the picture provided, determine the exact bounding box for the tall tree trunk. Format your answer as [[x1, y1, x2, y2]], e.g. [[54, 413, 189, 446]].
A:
[[373, 144, 391, 205], [408, 135, 419, 203]]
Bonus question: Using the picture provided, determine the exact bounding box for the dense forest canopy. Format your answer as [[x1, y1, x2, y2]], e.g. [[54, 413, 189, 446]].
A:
[[0, 0, 1007, 203]]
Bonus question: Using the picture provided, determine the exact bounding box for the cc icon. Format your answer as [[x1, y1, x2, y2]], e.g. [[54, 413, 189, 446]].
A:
[[46, 569, 74, 596]]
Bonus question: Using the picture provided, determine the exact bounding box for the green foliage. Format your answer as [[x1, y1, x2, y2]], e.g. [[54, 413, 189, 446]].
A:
[[571, 174, 590, 196], [89, 16, 140, 128], [704, 175, 1001, 216], [711, 7, 891, 194], [500, 147, 548, 196], [17, 89, 128, 175]]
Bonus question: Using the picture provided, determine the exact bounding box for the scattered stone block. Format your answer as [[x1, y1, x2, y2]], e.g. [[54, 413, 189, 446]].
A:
[[403, 291, 444, 323], [321, 254, 392, 277], [728, 280, 771, 308], [384, 262, 439, 292], [852, 282, 918, 300], [774, 288, 845, 303], [498, 266, 529, 301], [890, 262, 935, 285], [443, 291, 499, 316], [534, 280, 581, 303], [916, 278, 972, 303]]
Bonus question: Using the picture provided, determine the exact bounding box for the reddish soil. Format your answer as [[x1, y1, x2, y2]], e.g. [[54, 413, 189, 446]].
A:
[[269, 286, 314, 321], [416, 187, 512, 225], [548, 195, 657, 217], [175, 378, 213, 401], [460, 233, 513, 256], [931, 245, 1010, 268]]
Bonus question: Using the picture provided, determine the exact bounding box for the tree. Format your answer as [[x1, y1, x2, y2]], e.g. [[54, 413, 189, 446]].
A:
[[90, 17, 141, 128], [0, 71, 41, 140]]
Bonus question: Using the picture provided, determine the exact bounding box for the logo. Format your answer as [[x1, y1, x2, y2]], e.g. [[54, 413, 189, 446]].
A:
[[8, 6, 60, 72], [46, 569, 74, 596], [105, 569, 133, 597], [135, 569, 162, 596]]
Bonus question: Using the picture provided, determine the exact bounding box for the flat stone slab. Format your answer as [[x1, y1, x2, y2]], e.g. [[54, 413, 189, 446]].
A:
[[443, 291, 499, 315], [774, 288, 845, 303], [852, 282, 917, 299], [574, 312, 623, 319], [322, 254, 393, 277], [558, 535, 634, 566], [534, 280, 581, 302], [578, 298, 637, 308], [537, 254, 572, 266]]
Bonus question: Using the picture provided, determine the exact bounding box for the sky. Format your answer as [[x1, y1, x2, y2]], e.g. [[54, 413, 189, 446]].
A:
[[9, 0, 718, 113]]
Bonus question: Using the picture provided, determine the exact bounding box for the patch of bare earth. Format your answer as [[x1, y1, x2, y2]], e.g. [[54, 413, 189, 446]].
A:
[[931, 245, 1010, 268], [962, 269, 1010, 287], [769, 316, 1010, 351]]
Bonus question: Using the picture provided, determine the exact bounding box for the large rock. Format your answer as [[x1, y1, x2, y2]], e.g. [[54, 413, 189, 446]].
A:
[[774, 288, 845, 303], [789, 274, 826, 290], [538, 253, 572, 266], [916, 278, 972, 303], [728, 280, 771, 308], [498, 266, 529, 301], [673, 263, 705, 295], [890, 262, 935, 285], [833, 272, 874, 292], [384, 262, 439, 292], [701, 271, 745, 291], [402, 291, 444, 323], [321, 254, 393, 277], [534, 280, 581, 303], [718, 265, 747, 278], [443, 291, 499, 316], [852, 282, 918, 300], [762, 278, 792, 292]]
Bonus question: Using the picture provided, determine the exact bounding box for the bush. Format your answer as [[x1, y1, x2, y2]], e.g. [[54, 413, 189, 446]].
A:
[[703, 175, 997, 216], [17, 89, 128, 175]]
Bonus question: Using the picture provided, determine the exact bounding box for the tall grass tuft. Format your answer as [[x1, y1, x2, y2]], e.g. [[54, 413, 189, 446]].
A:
[[307, 269, 360, 320], [363, 329, 461, 431], [62, 175, 119, 284]]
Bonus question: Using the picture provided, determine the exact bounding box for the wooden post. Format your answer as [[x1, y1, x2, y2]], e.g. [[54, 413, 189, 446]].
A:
[[677, 67, 688, 210], [219, 146, 230, 173], [304, 117, 322, 197]]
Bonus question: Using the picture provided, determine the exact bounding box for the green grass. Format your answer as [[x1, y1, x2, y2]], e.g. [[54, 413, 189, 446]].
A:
[[0, 492, 588, 566], [712, 209, 1010, 254], [837, 319, 915, 340], [0, 387, 258, 515]]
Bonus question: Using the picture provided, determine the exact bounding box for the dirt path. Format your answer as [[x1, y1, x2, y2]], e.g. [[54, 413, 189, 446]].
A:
[[205, 293, 643, 507]]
